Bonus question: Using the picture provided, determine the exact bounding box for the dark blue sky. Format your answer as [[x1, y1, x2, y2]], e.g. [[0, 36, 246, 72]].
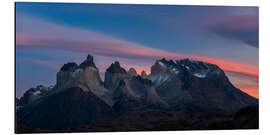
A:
[[16, 2, 259, 97]]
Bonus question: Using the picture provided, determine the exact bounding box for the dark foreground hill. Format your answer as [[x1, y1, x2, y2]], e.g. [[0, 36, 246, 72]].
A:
[[16, 105, 258, 133]]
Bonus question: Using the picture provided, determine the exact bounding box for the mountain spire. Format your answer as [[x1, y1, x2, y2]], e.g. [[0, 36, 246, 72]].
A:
[[79, 54, 97, 69], [106, 61, 126, 73], [128, 67, 137, 76], [141, 70, 147, 78]]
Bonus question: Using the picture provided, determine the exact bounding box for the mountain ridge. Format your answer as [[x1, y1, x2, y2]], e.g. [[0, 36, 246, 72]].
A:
[[16, 54, 258, 132]]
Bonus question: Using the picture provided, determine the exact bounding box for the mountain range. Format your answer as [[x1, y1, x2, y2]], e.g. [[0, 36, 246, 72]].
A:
[[16, 54, 258, 133]]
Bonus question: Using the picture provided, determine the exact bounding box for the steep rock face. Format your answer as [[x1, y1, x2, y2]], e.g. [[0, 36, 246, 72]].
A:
[[79, 54, 97, 69], [60, 62, 78, 71], [56, 62, 78, 89], [128, 76, 168, 108], [56, 55, 100, 91], [104, 61, 129, 90], [113, 76, 168, 114], [148, 59, 183, 103], [16, 87, 115, 130], [127, 68, 137, 77], [148, 58, 258, 111], [70, 67, 104, 95], [54, 54, 111, 105]]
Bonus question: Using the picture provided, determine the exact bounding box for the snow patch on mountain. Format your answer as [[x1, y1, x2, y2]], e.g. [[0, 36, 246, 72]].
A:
[[185, 65, 190, 70], [148, 74, 170, 86], [171, 68, 179, 74], [158, 61, 165, 67], [193, 73, 207, 78], [33, 90, 41, 95]]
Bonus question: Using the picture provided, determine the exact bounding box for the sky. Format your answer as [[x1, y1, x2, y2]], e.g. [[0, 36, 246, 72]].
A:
[[16, 2, 259, 98]]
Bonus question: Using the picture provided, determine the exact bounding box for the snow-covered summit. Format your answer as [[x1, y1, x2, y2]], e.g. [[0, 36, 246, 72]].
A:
[[151, 58, 223, 77], [148, 58, 225, 87]]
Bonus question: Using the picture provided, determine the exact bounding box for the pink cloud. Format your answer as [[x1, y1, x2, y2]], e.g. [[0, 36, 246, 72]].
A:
[[204, 14, 258, 30], [17, 58, 64, 69], [16, 16, 258, 97], [204, 14, 258, 48], [16, 32, 258, 77]]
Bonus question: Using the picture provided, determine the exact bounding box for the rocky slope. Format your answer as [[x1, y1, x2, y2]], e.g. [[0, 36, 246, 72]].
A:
[[104, 61, 129, 90], [16, 87, 115, 130], [113, 76, 169, 114], [54, 54, 112, 105], [17, 85, 53, 106], [147, 58, 258, 111]]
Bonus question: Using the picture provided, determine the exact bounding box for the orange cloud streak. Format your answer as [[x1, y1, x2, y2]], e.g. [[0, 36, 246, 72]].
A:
[[16, 31, 258, 98]]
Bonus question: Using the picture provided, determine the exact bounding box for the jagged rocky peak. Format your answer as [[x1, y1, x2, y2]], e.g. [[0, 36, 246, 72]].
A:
[[58, 54, 97, 74], [57, 62, 77, 88], [175, 58, 225, 77], [56, 54, 105, 96], [150, 57, 224, 78], [36, 85, 54, 91], [57, 54, 98, 87], [60, 62, 78, 71], [150, 58, 169, 75], [147, 57, 257, 111], [104, 61, 128, 90], [141, 70, 147, 78], [87, 54, 93, 61], [106, 61, 126, 73], [18, 85, 53, 106], [176, 58, 219, 71], [150, 57, 180, 76], [79, 54, 97, 69], [127, 67, 137, 76]]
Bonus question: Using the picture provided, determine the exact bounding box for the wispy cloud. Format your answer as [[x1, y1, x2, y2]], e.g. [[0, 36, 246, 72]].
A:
[[207, 18, 258, 48], [205, 9, 258, 48], [164, 7, 258, 48], [17, 58, 64, 69], [17, 31, 258, 76], [16, 14, 258, 98], [225, 70, 258, 83]]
